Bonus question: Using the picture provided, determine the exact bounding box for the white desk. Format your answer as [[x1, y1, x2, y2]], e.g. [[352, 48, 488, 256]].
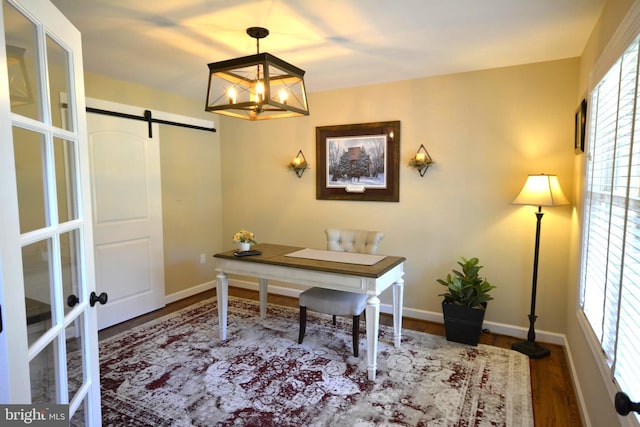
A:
[[214, 243, 405, 381]]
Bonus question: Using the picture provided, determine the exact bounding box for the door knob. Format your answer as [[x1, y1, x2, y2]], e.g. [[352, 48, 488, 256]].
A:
[[90, 291, 108, 307], [67, 294, 79, 307], [615, 392, 640, 415]]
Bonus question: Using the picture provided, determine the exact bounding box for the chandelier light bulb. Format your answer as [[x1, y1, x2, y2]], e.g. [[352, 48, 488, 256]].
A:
[[227, 87, 237, 104], [279, 88, 288, 104], [255, 81, 264, 102]]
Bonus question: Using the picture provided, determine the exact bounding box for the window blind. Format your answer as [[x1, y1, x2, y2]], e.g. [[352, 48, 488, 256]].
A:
[[580, 35, 640, 415]]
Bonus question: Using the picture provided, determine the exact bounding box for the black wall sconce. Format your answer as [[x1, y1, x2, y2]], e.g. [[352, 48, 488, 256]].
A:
[[288, 150, 308, 178], [408, 144, 433, 177]]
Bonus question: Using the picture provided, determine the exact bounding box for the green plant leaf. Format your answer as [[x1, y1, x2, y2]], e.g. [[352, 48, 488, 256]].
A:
[[436, 256, 495, 308]]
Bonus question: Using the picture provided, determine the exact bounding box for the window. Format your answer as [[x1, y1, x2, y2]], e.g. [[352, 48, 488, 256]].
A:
[[580, 32, 640, 419]]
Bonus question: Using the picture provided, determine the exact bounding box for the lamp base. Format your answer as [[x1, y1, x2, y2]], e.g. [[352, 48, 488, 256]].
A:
[[511, 340, 550, 359]]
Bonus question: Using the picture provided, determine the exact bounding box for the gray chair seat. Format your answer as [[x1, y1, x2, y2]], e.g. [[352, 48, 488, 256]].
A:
[[298, 288, 368, 356], [299, 288, 367, 316]]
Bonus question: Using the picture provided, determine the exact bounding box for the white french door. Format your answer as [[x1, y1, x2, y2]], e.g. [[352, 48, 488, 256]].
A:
[[0, 0, 102, 424]]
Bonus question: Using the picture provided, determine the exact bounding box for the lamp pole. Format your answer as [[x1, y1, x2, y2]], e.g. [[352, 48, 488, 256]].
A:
[[511, 206, 551, 359]]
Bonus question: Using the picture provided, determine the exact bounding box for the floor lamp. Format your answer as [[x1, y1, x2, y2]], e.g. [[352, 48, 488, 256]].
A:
[[511, 174, 569, 359]]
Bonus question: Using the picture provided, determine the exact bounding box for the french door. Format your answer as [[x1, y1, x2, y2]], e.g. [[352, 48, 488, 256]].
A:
[[0, 0, 102, 424]]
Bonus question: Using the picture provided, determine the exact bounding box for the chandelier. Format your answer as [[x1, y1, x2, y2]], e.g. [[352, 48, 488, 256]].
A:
[[205, 27, 309, 121]]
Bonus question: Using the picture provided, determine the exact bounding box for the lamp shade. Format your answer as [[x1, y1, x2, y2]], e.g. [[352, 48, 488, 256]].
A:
[[512, 174, 570, 207]]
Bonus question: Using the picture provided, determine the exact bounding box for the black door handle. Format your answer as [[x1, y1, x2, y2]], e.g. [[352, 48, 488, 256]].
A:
[[90, 291, 108, 307], [615, 392, 640, 415], [67, 294, 79, 307]]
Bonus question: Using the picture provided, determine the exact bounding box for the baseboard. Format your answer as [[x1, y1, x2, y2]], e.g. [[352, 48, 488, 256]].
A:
[[164, 280, 216, 304], [562, 338, 591, 427], [224, 278, 565, 345]]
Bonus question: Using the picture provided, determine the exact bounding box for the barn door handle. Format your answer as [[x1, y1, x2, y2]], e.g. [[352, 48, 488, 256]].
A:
[[615, 392, 640, 415], [67, 294, 79, 307], [90, 292, 108, 307]]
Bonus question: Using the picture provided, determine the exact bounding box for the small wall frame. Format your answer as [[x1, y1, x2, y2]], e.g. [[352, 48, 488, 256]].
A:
[[575, 98, 587, 154]]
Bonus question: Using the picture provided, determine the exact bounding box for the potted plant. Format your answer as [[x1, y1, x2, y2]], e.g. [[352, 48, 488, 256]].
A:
[[436, 257, 496, 346], [233, 229, 257, 252]]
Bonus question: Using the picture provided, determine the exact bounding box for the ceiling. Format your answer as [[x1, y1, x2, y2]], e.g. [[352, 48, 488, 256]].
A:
[[50, 0, 607, 102]]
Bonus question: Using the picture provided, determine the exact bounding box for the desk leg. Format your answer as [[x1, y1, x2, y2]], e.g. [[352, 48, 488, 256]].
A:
[[365, 294, 380, 381], [216, 271, 228, 340], [259, 278, 268, 319], [392, 277, 404, 347]]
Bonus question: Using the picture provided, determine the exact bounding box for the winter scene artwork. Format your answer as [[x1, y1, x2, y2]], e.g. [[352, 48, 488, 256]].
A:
[[326, 134, 387, 192]]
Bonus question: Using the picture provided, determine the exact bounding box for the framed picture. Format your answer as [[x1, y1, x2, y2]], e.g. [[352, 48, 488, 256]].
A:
[[316, 121, 400, 202], [575, 98, 587, 153]]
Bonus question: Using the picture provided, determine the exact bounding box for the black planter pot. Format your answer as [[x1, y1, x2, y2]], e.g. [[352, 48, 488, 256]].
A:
[[442, 302, 486, 346]]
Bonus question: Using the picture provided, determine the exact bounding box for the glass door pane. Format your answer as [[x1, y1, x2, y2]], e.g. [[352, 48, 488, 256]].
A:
[[3, 0, 40, 119], [23, 238, 53, 347], [54, 137, 78, 224], [13, 126, 47, 233], [46, 34, 72, 131]]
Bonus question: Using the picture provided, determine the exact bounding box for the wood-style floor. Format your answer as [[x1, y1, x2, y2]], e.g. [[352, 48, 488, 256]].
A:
[[100, 287, 583, 427]]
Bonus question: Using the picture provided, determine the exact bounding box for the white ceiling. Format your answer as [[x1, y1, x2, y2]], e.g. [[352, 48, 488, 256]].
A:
[[50, 0, 606, 101]]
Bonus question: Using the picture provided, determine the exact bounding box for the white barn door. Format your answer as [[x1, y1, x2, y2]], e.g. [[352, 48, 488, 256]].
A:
[[87, 99, 165, 330]]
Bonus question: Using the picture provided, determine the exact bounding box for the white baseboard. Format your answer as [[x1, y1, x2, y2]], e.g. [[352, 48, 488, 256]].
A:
[[562, 339, 591, 427], [164, 280, 216, 304], [218, 278, 565, 345]]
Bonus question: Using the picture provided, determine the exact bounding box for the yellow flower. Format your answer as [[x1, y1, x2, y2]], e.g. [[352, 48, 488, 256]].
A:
[[233, 229, 257, 244]]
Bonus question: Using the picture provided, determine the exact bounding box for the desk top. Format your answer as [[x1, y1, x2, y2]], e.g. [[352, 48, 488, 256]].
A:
[[214, 243, 405, 278]]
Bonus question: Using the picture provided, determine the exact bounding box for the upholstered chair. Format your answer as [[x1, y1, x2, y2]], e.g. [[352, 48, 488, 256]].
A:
[[325, 228, 384, 254], [298, 229, 384, 356]]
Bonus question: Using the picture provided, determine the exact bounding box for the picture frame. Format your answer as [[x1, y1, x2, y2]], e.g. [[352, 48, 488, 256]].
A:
[[575, 98, 587, 154], [316, 121, 400, 202]]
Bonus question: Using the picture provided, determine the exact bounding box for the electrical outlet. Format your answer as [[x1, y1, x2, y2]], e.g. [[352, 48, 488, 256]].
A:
[[200, 253, 206, 264]]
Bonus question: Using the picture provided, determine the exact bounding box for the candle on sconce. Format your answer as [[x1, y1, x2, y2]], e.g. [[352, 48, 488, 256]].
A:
[[292, 157, 302, 167], [415, 152, 427, 163]]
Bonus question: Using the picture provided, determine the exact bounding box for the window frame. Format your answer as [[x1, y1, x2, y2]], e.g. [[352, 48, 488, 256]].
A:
[[577, 3, 640, 426]]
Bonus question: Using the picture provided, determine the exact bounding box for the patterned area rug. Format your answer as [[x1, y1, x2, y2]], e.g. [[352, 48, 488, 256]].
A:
[[93, 297, 533, 426]]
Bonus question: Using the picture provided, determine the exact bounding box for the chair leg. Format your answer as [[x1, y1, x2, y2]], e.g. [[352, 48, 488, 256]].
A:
[[298, 306, 307, 344], [352, 315, 360, 356]]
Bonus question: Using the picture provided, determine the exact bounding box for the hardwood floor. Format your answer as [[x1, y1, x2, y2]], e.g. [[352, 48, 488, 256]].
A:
[[100, 287, 583, 426]]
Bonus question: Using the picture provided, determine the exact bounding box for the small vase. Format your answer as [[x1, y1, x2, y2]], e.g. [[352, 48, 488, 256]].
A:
[[237, 242, 251, 252]]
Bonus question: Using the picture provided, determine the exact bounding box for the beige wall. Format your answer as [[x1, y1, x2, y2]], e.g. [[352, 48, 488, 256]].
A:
[[83, 73, 223, 296], [217, 58, 578, 332], [568, 0, 635, 426]]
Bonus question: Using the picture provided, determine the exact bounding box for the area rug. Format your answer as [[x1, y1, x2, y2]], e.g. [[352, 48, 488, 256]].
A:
[[91, 297, 533, 426]]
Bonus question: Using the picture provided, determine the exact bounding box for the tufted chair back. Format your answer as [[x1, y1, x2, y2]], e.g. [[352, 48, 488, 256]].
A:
[[325, 229, 384, 255]]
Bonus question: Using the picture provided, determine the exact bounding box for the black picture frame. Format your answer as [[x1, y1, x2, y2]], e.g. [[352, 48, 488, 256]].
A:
[[575, 98, 587, 154], [316, 121, 400, 202]]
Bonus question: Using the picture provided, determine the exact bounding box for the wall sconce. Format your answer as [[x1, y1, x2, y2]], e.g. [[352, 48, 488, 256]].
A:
[[288, 150, 308, 178], [6, 45, 33, 107], [408, 144, 433, 177]]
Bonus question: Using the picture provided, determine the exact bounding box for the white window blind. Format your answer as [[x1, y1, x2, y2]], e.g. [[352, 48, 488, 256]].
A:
[[580, 34, 640, 415]]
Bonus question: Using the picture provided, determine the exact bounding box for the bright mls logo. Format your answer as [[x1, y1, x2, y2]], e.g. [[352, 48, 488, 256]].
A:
[[1, 405, 68, 426]]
